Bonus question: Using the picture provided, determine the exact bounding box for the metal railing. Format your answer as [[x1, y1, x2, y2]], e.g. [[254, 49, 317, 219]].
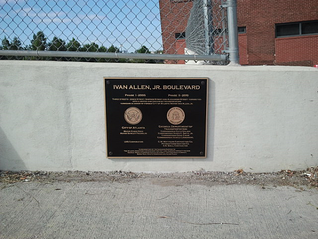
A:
[[0, 0, 238, 64]]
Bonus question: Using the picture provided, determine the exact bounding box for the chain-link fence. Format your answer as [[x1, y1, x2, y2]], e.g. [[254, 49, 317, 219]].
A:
[[0, 0, 235, 64], [186, 0, 227, 55]]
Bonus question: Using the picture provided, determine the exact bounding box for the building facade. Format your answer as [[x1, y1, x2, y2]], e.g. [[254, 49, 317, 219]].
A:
[[159, 0, 318, 66]]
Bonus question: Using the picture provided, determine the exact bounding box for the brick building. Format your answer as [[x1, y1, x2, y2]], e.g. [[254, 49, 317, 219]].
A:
[[159, 0, 318, 66]]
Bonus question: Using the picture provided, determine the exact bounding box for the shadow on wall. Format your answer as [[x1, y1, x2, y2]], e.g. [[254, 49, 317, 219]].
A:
[[0, 127, 26, 171]]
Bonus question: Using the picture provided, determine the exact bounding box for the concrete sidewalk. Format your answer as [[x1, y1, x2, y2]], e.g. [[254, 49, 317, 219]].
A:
[[1, 178, 317, 239]]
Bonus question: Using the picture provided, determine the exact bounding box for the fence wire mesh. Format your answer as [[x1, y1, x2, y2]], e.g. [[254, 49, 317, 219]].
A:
[[0, 0, 229, 63], [186, 0, 227, 55]]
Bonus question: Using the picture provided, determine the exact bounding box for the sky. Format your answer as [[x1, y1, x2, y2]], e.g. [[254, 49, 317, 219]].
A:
[[0, 0, 163, 52]]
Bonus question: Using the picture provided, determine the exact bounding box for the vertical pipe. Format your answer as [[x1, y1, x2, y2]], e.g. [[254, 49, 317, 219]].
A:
[[203, 0, 213, 55], [222, 6, 226, 55], [227, 0, 239, 65]]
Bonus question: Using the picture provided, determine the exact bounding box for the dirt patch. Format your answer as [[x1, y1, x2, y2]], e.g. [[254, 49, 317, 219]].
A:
[[0, 167, 317, 189]]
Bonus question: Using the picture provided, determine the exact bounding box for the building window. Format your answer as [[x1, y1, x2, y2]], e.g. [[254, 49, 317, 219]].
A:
[[238, 26, 246, 34], [302, 21, 318, 34], [276, 23, 299, 37], [175, 32, 186, 39], [276, 20, 318, 37]]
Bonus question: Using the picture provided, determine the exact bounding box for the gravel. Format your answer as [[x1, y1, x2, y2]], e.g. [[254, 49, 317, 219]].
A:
[[0, 167, 317, 189]]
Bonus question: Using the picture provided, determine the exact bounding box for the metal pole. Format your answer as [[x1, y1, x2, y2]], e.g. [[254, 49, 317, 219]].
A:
[[0, 50, 227, 62], [226, 0, 239, 65], [203, 0, 213, 55], [221, 6, 227, 55]]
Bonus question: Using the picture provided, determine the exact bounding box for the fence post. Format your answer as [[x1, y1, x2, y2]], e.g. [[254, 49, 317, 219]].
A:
[[226, 0, 240, 65], [203, 0, 213, 55]]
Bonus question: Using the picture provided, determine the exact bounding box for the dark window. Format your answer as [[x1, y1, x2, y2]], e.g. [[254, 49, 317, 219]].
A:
[[276, 23, 299, 37], [238, 26, 246, 34], [175, 32, 186, 39], [276, 20, 318, 37], [302, 21, 318, 34]]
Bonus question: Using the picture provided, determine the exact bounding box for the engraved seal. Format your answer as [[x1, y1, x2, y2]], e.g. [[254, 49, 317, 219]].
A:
[[167, 107, 185, 125], [124, 107, 142, 125]]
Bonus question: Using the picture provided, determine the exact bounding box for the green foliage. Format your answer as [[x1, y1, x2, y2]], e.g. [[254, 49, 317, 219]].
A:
[[132, 45, 157, 63], [136, 45, 150, 54], [98, 46, 107, 52], [1, 37, 24, 59], [80, 42, 99, 52], [48, 37, 66, 51], [2, 37, 11, 50], [1, 37, 23, 50], [104, 45, 121, 62], [66, 38, 81, 51], [0, 32, 163, 63], [31, 31, 46, 51], [11, 37, 23, 50], [108, 45, 120, 53]]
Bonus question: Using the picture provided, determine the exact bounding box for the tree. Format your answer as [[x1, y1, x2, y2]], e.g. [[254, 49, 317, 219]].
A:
[[1, 37, 22, 50], [108, 45, 120, 53], [98, 45, 107, 52], [1, 37, 24, 59], [1, 37, 10, 59], [48, 37, 66, 51], [31, 31, 47, 51], [97, 45, 108, 62], [78, 43, 99, 62], [66, 38, 81, 51], [136, 45, 151, 54], [81, 42, 99, 52], [1, 37, 10, 50], [10, 37, 23, 50], [132, 45, 154, 63], [104, 45, 121, 62], [47, 37, 67, 61]]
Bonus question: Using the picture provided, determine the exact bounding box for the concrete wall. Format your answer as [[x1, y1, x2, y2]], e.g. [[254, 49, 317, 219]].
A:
[[0, 61, 317, 172]]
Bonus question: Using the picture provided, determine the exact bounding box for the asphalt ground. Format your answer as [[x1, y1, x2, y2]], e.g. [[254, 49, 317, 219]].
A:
[[0, 172, 318, 239]]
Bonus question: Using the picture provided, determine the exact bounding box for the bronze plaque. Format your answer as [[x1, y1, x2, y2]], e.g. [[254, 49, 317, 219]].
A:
[[104, 78, 208, 158]]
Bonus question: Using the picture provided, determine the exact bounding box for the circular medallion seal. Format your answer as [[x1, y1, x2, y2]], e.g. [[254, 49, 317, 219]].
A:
[[167, 107, 185, 125], [124, 107, 142, 125]]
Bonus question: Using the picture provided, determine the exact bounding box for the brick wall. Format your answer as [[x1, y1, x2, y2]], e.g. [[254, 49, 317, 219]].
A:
[[175, 39, 186, 64], [159, 0, 192, 55], [275, 35, 318, 66], [160, 0, 318, 66], [239, 34, 248, 65], [237, 0, 318, 66]]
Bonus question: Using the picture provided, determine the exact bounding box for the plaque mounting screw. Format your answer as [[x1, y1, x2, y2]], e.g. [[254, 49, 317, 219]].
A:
[[200, 151, 204, 155], [106, 80, 110, 84], [109, 151, 113, 156], [201, 81, 205, 85]]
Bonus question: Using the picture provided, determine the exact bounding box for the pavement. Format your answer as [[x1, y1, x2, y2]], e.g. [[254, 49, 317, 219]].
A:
[[0, 177, 318, 239]]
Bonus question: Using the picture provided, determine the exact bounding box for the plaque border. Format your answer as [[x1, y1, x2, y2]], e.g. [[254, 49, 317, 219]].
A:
[[104, 77, 209, 159]]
